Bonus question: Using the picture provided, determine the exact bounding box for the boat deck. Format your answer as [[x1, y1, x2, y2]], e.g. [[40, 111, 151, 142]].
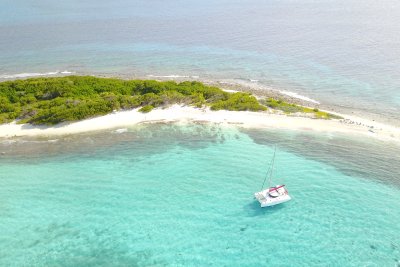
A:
[[254, 186, 291, 207]]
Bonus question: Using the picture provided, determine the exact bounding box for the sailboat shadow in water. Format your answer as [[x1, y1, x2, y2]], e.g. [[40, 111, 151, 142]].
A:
[[243, 200, 286, 217]]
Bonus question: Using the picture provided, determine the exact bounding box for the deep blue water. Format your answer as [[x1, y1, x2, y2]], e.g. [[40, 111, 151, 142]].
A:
[[1, 0, 400, 120], [1, 125, 400, 266]]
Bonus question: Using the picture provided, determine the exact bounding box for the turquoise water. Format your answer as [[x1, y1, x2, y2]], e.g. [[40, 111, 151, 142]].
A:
[[1, 1, 400, 264], [1, 124, 399, 266], [1, 0, 400, 119]]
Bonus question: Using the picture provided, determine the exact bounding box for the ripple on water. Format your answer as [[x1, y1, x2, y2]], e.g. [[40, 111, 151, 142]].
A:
[[0, 124, 399, 266]]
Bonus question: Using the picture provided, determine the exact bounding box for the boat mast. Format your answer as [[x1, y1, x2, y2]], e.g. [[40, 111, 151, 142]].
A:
[[260, 146, 277, 190], [268, 146, 276, 187]]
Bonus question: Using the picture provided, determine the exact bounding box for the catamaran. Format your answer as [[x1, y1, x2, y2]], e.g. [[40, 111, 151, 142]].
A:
[[254, 147, 291, 207]]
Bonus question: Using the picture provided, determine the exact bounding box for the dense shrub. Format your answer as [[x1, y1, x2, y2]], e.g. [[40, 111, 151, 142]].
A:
[[0, 76, 346, 125], [264, 98, 342, 119], [0, 76, 268, 125], [211, 93, 266, 111], [139, 105, 154, 113]]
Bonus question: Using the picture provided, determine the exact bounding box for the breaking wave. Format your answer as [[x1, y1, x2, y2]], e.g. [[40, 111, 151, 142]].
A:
[[113, 128, 128, 134], [146, 74, 199, 79], [0, 71, 74, 79], [279, 90, 320, 104]]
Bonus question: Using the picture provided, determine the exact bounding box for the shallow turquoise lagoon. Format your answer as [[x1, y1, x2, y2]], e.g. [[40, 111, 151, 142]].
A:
[[0, 124, 399, 266]]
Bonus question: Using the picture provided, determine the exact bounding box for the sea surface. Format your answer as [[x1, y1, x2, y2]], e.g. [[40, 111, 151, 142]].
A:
[[1, 124, 400, 266], [1, 0, 400, 121], [1, 1, 400, 266]]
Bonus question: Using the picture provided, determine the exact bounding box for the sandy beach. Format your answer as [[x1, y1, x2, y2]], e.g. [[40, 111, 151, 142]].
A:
[[0, 105, 399, 142]]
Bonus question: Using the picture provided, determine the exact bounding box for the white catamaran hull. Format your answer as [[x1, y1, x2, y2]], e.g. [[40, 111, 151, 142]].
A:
[[254, 185, 291, 207]]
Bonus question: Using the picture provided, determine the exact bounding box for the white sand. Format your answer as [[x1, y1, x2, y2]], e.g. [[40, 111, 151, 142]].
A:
[[0, 105, 399, 142]]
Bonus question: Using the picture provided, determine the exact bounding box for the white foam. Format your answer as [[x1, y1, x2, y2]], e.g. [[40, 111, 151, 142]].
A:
[[223, 89, 239, 93], [1, 139, 59, 144], [218, 81, 236, 85], [114, 128, 128, 133], [146, 74, 199, 79], [0, 140, 17, 145], [279, 90, 320, 104], [0, 70, 74, 79]]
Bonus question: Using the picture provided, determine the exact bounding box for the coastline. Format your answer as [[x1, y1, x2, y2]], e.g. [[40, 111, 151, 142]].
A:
[[1, 105, 399, 143], [2, 72, 399, 127], [0, 74, 399, 142]]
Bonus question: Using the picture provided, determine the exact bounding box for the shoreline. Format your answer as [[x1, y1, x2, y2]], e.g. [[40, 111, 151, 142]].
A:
[[0, 74, 399, 142], [1, 105, 399, 143], [2, 71, 399, 127]]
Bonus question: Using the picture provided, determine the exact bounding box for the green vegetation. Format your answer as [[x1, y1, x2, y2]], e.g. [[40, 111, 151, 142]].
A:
[[263, 98, 342, 119], [210, 92, 267, 111], [0, 76, 265, 125], [139, 105, 154, 113], [0, 76, 342, 125]]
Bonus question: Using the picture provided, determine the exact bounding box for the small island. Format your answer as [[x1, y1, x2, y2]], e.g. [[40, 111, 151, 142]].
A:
[[0, 76, 338, 125], [1, 75, 397, 141]]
